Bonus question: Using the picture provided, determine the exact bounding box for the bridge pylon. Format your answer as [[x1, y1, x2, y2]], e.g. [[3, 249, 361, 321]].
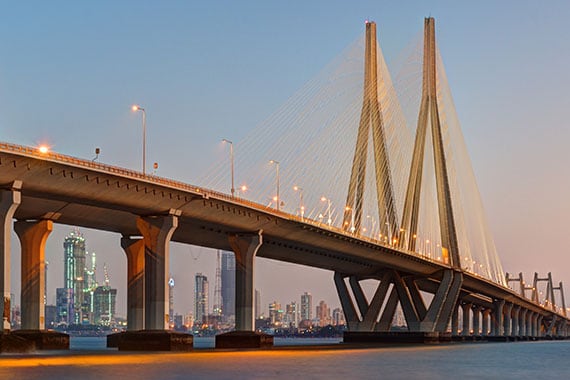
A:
[[401, 17, 460, 267], [343, 21, 398, 238]]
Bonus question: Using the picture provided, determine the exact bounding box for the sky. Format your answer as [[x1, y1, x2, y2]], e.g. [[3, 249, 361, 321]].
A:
[[1, 0, 570, 318]]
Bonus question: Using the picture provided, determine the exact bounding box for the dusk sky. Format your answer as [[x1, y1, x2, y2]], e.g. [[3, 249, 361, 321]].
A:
[[1, 1, 570, 317]]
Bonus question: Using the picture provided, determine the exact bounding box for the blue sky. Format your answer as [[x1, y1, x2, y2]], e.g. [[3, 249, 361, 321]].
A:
[[2, 1, 570, 317]]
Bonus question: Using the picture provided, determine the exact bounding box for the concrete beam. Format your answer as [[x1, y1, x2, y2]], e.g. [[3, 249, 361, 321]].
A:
[[229, 230, 262, 331], [121, 236, 145, 330], [15, 219, 52, 330], [136, 210, 179, 330]]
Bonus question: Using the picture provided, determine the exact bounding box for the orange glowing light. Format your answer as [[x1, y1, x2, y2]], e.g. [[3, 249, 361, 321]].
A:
[[38, 145, 49, 154]]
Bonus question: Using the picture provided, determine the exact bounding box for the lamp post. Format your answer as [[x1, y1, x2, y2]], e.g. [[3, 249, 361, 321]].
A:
[[132, 105, 146, 174], [269, 160, 280, 211], [321, 197, 332, 226], [293, 186, 304, 220], [222, 139, 235, 197]]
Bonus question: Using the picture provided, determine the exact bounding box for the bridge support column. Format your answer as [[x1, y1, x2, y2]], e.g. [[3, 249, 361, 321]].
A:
[[493, 299, 505, 336], [121, 236, 145, 330], [482, 308, 491, 336], [503, 303, 513, 337], [229, 230, 262, 331], [472, 305, 481, 337], [14, 219, 52, 330], [216, 231, 270, 349], [461, 303, 471, 336], [0, 181, 21, 332], [526, 312, 533, 337], [137, 210, 179, 330], [537, 315, 544, 338], [451, 303, 459, 336], [511, 306, 520, 337], [518, 309, 527, 337], [531, 312, 538, 337]]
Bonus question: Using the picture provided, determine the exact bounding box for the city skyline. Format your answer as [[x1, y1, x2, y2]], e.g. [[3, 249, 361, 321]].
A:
[[3, 1, 570, 320]]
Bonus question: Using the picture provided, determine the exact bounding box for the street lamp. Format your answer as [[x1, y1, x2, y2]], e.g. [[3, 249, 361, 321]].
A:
[[321, 196, 332, 226], [293, 186, 304, 220], [132, 104, 146, 174], [222, 139, 235, 197], [237, 184, 247, 197], [269, 160, 280, 211]]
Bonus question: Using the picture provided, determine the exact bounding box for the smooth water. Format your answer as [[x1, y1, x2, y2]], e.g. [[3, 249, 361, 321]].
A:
[[2, 338, 569, 379]]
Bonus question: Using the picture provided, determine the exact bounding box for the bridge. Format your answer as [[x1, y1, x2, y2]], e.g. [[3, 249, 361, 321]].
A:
[[0, 18, 568, 350]]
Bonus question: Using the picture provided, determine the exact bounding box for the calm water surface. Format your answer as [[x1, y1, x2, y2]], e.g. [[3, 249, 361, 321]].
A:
[[1, 337, 569, 379]]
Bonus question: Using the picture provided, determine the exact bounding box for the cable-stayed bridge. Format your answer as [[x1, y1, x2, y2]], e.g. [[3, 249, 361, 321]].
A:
[[0, 18, 567, 349]]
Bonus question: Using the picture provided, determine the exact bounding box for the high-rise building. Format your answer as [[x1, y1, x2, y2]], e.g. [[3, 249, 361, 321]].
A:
[[213, 252, 223, 317], [56, 287, 74, 325], [195, 273, 209, 325], [45, 304, 57, 328], [63, 230, 86, 324], [284, 302, 299, 328], [300, 292, 312, 322], [332, 307, 345, 326], [268, 301, 282, 325], [221, 251, 235, 319], [316, 300, 331, 327], [93, 285, 117, 325], [255, 289, 261, 319], [168, 277, 175, 328]]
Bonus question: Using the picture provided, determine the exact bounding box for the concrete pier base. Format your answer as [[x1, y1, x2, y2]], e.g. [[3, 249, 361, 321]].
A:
[[10, 330, 69, 350], [111, 330, 193, 351], [343, 331, 445, 344], [215, 331, 274, 349], [0, 332, 35, 353]]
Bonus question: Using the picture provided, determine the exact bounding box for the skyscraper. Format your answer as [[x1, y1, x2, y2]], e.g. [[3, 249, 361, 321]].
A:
[[63, 230, 86, 324], [300, 292, 312, 322], [93, 285, 117, 325], [268, 301, 282, 325], [316, 300, 331, 327], [168, 277, 175, 328], [332, 308, 345, 326], [195, 273, 209, 325], [56, 288, 74, 325], [213, 252, 223, 317], [255, 289, 261, 319], [284, 302, 299, 328], [221, 251, 235, 319]]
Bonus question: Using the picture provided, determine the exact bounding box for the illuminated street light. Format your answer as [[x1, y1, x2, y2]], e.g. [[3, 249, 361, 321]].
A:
[[38, 145, 49, 154], [222, 139, 235, 197], [269, 160, 280, 211], [132, 104, 146, 174], [237, 184, 248, 197], [321, 197, 332, 226]]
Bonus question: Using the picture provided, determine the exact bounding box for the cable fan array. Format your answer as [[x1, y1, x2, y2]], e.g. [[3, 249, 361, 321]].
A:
[[200, 23, 505, 286]]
